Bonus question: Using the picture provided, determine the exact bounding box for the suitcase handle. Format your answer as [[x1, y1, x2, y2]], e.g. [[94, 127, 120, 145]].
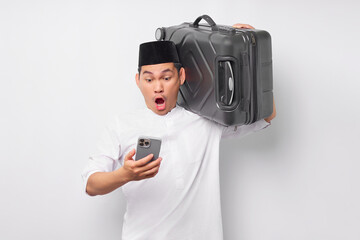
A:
[[217, 61, 235, 107], [190, 15, 219, 31]]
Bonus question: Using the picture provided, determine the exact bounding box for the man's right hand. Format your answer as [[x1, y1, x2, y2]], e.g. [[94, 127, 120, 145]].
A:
[[122, 149, 162, 181], [86, 149, 162, 196]]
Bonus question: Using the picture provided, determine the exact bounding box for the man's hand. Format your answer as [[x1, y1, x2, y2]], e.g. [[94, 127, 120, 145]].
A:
[[232, 23, 255, 29], [122, 149, 162, 181], [85, 149, 162, 196], [264, 97, 276, 123]]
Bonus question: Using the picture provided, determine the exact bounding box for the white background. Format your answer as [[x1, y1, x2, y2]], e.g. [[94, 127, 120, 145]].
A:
[[1, 0, 359, 239]]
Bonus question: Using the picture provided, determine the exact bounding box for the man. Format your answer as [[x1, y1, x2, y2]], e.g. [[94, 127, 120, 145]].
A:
[[82, 24, 276, 240]]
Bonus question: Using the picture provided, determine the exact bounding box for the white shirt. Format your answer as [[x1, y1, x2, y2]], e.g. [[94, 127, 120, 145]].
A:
[[82, 105, 270, 240]]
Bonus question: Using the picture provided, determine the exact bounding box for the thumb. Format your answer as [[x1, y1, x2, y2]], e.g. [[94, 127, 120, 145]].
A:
[[125, 149, 136, 161]]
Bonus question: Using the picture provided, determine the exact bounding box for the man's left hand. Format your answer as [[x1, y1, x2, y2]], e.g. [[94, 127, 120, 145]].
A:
[[232, 23, 255, 29], [264, 97, 276, 123]]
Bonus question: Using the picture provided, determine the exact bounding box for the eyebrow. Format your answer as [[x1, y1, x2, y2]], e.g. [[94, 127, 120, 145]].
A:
[[161, 69, 173, 74], [142, 69, 174, 75], [142, 70, 153, 75]]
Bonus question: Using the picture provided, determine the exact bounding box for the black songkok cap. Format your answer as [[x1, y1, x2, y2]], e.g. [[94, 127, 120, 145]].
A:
[[138, 41, 180, 67]]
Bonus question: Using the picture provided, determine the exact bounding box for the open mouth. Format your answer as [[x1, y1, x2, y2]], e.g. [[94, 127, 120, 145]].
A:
[[155, 97, 166, 110]]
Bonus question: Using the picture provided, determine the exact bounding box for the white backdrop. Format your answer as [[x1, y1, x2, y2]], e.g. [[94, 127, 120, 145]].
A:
[[1, 0, 359, 239]]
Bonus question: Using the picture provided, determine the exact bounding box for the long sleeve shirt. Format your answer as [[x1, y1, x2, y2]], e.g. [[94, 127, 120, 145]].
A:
[[82, 105, 270, 240]]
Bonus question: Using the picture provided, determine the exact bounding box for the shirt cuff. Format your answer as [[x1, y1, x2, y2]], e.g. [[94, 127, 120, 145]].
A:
[[257, 118, 271, 130]]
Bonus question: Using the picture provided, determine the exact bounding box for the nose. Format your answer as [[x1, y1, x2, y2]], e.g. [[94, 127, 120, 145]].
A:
[[154, 80, 164, 93]]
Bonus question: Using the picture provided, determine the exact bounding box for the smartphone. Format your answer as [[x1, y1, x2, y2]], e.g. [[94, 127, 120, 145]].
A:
[[135, 136, 162, 163]]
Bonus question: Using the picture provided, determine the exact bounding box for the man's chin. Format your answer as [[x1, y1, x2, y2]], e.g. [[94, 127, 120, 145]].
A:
[[146, 102, 175, 115], [154, 106, 169, 115], [155, 101, 166, 111], [156, 110, 168, 115], [151, 106, 173, 115]]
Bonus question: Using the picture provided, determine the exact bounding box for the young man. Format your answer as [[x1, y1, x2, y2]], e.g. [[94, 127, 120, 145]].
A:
[[82, 24, 276, 240]]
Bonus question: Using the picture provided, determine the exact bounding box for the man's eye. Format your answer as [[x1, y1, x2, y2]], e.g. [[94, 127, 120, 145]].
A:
[[164, 77, 171, 81], [145, 79, 152, 82]]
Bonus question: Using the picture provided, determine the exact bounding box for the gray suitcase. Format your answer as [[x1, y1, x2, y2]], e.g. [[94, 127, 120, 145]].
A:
[[155, 15, 273, 126]]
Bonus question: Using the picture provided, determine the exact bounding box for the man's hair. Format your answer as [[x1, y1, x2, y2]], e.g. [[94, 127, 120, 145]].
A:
[[137, 63, 182, 76]]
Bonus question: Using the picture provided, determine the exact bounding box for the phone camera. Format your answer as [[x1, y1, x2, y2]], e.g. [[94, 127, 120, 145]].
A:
[[139, 138, 150, 148]]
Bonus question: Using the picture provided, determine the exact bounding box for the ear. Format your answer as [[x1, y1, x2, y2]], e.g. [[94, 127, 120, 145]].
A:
[[179, 67, 186, 85], [135, 73, 140, 87]]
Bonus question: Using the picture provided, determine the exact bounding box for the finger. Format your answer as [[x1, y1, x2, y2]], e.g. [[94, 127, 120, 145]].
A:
[[135, 153, 154, 167], [124, 149, 136, 160], [140, 157, 162, 171], [233, 23, 252, 28], [141, 164, 160, 178], [232, 23, 255, 29], [232, 23, 244, 28]]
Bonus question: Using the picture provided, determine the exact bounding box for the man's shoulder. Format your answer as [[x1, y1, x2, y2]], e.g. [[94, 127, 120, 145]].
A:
[[181, 107, 223, 129], [180, 107, 203, 121]]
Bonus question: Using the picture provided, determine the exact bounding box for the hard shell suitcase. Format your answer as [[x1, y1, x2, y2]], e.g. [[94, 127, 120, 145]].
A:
[[155, 15, 273, 126]]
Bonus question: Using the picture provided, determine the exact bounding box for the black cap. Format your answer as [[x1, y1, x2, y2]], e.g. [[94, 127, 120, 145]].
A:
[[138, 41, 180, 67]]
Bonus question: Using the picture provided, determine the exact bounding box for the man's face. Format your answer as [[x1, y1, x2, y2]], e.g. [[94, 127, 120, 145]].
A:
[[136, 62, 185, 115]]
